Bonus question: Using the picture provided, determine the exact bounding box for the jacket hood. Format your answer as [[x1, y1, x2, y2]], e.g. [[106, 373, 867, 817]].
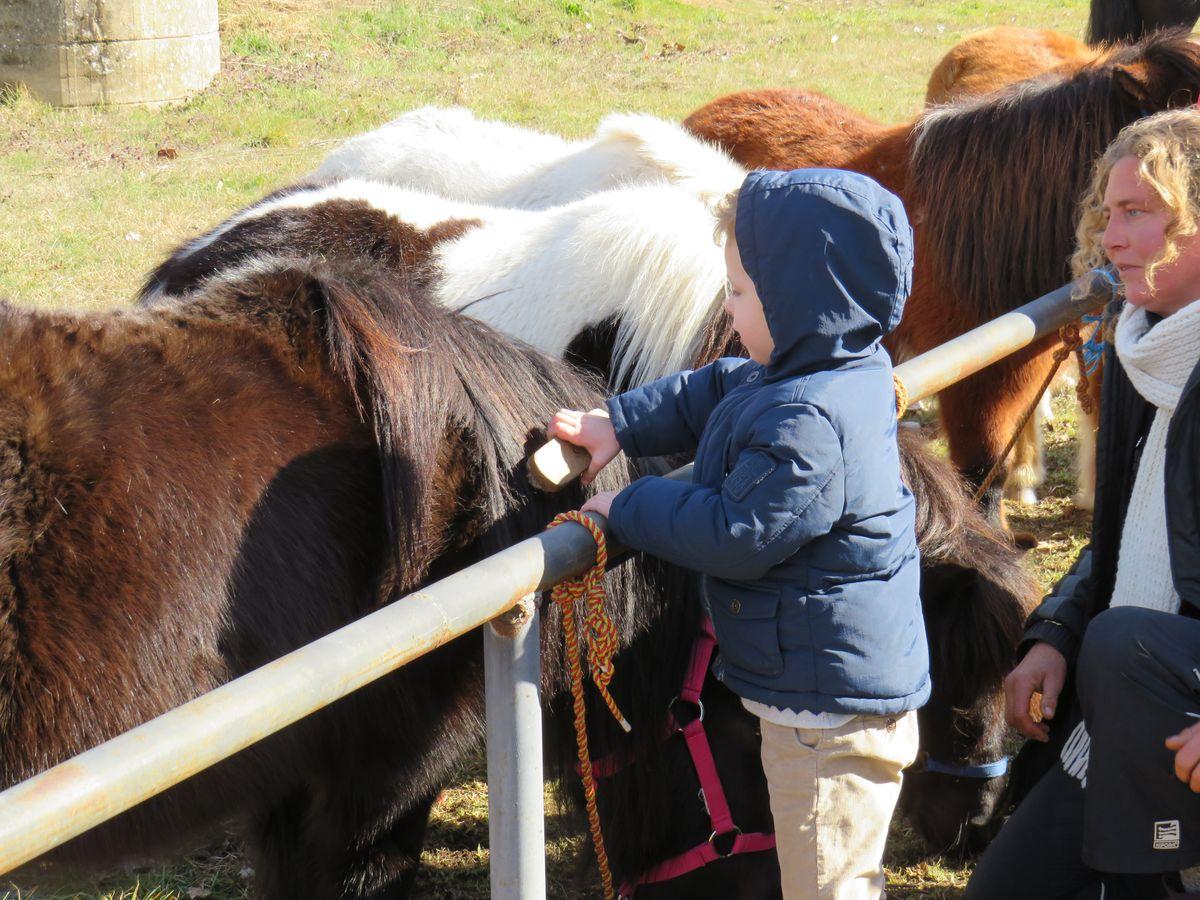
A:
[[734, 169, 913, 377]]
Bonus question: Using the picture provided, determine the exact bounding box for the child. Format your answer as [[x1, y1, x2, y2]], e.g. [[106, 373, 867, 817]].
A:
[[548, 168, 929, 899]]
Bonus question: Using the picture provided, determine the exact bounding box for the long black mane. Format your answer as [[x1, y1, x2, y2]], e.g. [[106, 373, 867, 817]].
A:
[[911, 29, 1200, 324]]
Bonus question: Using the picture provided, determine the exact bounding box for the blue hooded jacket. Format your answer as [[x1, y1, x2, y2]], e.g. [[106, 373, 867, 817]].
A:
[[605, 169, 930, 715]]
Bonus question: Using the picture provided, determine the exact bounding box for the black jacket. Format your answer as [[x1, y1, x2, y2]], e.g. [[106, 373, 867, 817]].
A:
[[1024, 300, 1200, 664]]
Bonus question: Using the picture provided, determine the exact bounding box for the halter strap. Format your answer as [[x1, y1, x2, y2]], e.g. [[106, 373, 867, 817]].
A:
[[620, 617, 775, 897], [921, 755, 1010, 779]]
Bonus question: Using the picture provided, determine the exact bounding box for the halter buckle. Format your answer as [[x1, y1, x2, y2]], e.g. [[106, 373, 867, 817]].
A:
[[708, 826, 742, 857], [668, 695, 704, 731]]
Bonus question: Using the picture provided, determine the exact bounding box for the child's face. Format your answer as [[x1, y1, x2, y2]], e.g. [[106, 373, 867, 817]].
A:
[[1102, 154, 1200, 317], [723, 238, 774, 365]]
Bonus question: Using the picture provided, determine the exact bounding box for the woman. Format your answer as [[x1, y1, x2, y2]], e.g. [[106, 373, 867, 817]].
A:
[[968, 109, 1200, 899]]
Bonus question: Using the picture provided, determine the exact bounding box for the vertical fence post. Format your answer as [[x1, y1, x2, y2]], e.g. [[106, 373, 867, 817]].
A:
[[485, 594, 547, 899]]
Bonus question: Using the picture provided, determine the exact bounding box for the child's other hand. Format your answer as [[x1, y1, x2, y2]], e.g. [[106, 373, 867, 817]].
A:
[[1166, 722, 1200, 792], [547, 408, 620, 484], [581, 490, 618, 519]]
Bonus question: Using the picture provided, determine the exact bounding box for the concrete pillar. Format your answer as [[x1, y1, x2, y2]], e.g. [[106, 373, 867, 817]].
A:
[[0, 0, 220, 107]]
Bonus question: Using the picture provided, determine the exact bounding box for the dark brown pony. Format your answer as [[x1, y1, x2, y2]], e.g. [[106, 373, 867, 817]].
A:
[[684, 30, 1200, 520], [0, 246, 706, 896], [1, 233, 1030, 900]]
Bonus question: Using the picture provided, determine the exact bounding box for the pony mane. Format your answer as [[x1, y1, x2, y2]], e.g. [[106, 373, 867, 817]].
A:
[[897, 428, 1038, 706], [421, 184, 728, 388], [911, 30, 1200, 323], [188, 252, 620, 589], [593, 112, 746, 208], [142, 177, 728, 401]]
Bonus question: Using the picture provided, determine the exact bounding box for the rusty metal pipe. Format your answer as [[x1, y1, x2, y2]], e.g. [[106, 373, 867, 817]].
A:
[[529, 268, 1119, 490], [892, 267, 1116, 405]]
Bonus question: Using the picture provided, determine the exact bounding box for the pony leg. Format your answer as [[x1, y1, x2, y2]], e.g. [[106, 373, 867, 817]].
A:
[[937, 343, 1058, 526], [312, 784, 441, 900], [1002, 410, 1044, 506], [247, 789, 322, 899], [1074, 399, 1099, 512]]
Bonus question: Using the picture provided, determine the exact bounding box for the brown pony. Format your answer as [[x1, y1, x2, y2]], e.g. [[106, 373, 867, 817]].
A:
[[684, 30, 1200, 520], [925, 27, 1099, 105], [0, 245, 707, 896]]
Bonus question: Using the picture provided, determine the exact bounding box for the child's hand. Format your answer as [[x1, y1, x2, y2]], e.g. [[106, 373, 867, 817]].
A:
[[547, 408, 620, 485], [1166, 722, 1200, 792], [581, 490, 619, 519]]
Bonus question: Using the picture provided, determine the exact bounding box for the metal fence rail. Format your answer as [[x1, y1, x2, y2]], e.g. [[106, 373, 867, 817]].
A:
[[0, 269, 1116, 893], [0, 515, 603, 882]]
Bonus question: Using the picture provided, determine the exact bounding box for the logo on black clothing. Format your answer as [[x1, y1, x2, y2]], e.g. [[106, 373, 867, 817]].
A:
[[1154, 820, 1181, 851]]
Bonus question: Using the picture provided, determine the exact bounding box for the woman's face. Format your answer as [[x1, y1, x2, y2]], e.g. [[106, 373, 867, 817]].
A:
[[1101, 154, 1200, 316]]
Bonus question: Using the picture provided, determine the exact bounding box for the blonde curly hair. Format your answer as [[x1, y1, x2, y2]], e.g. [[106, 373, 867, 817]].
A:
[[1072, 109, 1200, 294]]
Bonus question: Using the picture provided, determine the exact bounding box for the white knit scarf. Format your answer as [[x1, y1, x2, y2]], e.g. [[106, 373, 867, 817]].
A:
[[1110, 298, 1200, 614]]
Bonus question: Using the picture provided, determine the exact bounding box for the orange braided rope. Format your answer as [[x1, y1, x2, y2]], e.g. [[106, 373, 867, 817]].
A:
[[893, 373, 910, 420], [546, 511, 630, 900]]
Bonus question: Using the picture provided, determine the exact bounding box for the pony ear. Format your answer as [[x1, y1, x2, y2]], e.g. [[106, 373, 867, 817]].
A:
[[1113, 61, 1156, 108]]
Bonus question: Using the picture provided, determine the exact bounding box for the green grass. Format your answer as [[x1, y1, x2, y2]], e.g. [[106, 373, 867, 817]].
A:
[[0, 0, 1088, 311], [0, 0, 1096, 896]]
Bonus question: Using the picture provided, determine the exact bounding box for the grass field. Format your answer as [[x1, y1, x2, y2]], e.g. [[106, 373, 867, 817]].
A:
[[1, 0, 1095, 896]]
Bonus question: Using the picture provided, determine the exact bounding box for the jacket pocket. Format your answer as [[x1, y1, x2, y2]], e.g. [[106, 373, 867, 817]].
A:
[[706, 578, 784, 678]]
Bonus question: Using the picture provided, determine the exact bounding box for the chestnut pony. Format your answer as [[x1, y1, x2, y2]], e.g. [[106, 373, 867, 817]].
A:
[[925, 27, 1100, 105], [684, 30, 1200, 521]]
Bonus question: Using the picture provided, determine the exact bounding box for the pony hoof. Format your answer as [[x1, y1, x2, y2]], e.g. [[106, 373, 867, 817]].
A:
[[1072, 491, 1095, 512], [1003, 487, 1041, 508]]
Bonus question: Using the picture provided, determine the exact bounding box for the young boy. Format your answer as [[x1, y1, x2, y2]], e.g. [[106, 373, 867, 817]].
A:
[[548, 168, 929, 899]]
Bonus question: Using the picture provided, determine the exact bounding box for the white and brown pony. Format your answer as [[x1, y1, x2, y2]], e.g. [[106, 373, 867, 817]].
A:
[[315, 106, 746, 212], [315, 104, 1062, 505], [142, 178, 731, 392]]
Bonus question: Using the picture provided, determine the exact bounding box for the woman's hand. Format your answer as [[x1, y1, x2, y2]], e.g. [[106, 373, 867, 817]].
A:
[[1004, 642, 1068, 742], [547, 408, 621, 485], [581, 490, 619, 519], [1166, 722, 1200, 792]]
